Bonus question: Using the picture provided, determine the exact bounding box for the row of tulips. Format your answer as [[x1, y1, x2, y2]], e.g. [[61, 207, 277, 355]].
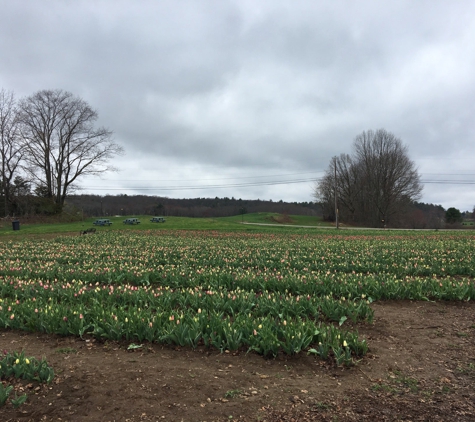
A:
[[0, 277, 368, 358], [0, 277, 374, 323], [2, 268, 473, 306], [1, 231, 474, 361], [1, 232, 474, 284]]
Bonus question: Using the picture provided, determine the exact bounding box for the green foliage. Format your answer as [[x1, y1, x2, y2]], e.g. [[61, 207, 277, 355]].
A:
[[0, 383, 13, 406], [224, 389, 242, 398], [10, 392, 28, 408], [446, 207, 463, 224], [0, 230, 474, 364], [0, 214, 331, 237], [0, 351, 54, 408], [0, 351, 54, 384]]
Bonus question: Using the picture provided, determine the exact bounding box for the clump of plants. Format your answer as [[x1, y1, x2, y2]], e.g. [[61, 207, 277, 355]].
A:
[[0, 350, 54, 408]]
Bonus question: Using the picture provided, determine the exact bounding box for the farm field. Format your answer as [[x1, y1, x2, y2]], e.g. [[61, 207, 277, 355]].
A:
[[0, 213, 329, 238], [1, 228, 475, 421]]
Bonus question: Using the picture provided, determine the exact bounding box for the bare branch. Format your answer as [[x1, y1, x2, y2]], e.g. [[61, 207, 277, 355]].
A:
[[17, 89, 123, 212], [316, 129, 422, 227], [0, 88, 25, 215]]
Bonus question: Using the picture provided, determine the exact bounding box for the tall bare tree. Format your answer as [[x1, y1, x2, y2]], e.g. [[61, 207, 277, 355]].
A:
[[18, 90, 123, 213], [353, 129, 422, 226], [315, 129, 422, 227], [314, 167, 335, 221], [0, 89, 23, 216]]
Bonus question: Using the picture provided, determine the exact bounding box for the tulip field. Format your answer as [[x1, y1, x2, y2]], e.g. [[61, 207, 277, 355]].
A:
[[1, 230, 474, 364]]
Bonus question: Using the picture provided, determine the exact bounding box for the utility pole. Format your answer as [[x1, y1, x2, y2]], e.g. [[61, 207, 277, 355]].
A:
[[334, 157, 339, 229], [3, 185, 6, 218]]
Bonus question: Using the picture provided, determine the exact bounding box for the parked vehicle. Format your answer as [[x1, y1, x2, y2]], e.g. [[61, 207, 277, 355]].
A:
[[93, 219, 112, 226], [123, 218, 141, 225], [150, 216, 166, 223]]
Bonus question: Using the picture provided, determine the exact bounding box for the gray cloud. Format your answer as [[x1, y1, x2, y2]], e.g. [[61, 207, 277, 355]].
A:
[[1, 0, 474, 210]]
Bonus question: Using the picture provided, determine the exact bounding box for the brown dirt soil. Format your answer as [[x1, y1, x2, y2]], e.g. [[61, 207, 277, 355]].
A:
[[268, 214, 293, 224], [1, 300, 475, 422]]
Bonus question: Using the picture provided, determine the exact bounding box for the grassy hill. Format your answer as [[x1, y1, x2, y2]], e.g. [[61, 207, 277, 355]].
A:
[[222, 212, 328, 226], [0, 213, 331, 237]]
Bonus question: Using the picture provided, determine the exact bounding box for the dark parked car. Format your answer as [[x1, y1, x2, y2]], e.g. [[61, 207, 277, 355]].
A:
[[123, 218, 141, 225], [150, 216, 166, 223], [93, 219, 112, 226]]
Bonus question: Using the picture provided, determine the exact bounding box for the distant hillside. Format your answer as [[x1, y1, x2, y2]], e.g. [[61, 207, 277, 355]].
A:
[[65, 195, 322, 218]]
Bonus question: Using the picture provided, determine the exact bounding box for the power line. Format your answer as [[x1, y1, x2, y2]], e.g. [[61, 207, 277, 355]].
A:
[[80, 177, 475, 192], [82, 178, 317, 191], [83, 171, 325, 183], [79, 169, 475, 191], [421, 173, 475, 176], [421, 180, 475, 184]]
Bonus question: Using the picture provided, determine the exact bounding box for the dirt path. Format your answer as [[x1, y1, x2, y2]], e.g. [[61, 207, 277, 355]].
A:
[[1, 301, 474, 422]]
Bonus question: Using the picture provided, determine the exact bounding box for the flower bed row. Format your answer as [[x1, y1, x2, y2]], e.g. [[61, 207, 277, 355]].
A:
[[1, 231, 474, 362], [1, 232, 474, 284], [0, 277, 369, 358]]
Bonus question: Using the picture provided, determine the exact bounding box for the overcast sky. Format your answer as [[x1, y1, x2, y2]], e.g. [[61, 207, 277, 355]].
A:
[[1, 0, 474, 211]]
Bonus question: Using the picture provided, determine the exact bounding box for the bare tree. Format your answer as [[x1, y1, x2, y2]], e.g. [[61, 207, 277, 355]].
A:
[[18, 90, 123, 213], [0, 89, 24, 216], [315, 129, 422, 227], [315, 154, 366, 223], [353, 129, 422, 226]]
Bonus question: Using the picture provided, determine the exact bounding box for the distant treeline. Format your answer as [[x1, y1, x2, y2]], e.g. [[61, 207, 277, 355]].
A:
[[319, 200, 446, 229], [64, 195, 321, 218], [4, 191, 451, 229], [63, 194, 449, 229]]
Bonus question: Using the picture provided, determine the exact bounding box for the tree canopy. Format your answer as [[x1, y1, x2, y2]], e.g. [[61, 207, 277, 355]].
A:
[[0, 89, 23, 216], [445, 207, 462, 224], [315, 129, 422, 227], [0, 88, 124, 215], [16, 89, 123, 213]]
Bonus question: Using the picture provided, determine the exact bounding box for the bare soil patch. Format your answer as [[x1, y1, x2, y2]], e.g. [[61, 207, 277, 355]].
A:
[[1, 301, 474, 422], [268, 214, 293, 224]]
